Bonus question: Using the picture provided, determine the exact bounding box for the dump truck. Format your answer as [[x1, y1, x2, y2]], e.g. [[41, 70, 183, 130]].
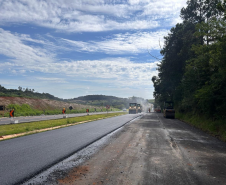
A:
[[137, 104, 142, 113], [129, 103, 137, 114], [163, 101, 175, 118]]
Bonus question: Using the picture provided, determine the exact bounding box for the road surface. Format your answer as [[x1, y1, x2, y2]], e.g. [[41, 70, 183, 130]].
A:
[[30, 112, 226, 185], [0, 111, 121, 125], [0, 114, 140, 185]]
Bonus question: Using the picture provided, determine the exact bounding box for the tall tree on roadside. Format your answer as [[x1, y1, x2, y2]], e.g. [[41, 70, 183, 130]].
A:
[[181, 0, 221, 23], [152, 21, 199, 105], [184, 16, 226, 118]]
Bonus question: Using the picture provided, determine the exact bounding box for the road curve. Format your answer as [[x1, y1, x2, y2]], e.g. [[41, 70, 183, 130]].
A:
[[0, 114, 140, 185], [0, 111, 122, 125]]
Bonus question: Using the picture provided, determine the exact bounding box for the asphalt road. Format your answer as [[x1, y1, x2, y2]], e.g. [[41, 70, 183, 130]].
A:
[[141, 113, 226, 184], [35, 112, 226, 185], [0, 111, 121, 125], [0, 113, 140, 185]]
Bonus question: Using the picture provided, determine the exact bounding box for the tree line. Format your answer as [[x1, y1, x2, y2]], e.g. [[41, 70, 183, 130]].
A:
[[152, 0, 226, 119]]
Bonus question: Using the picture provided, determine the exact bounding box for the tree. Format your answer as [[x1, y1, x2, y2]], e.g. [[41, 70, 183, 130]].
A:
[[184, 16, 226, 117], [217, 0, 226, 18], [152, 21, 199, 106], [152, 0, 226, 118], [181, 0, 221, 23]]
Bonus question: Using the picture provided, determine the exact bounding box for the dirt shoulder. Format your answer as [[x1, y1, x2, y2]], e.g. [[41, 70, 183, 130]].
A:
[[0, 96, 90, 111], [27, 113, 226, 185], [56, 116, 145, 185]]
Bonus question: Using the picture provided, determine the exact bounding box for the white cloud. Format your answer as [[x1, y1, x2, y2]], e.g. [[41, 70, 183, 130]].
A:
[[0, 28, 54, 66], [0, 26, 169, 58], [0, 27, 159, 86], [30, 58, 159, 88], [142, 0, 187, 17], [0, 0, 187, 32], [61, 30, 168, 54], [0, 27, 164, 64], [0, 27, 160, 98], [36, 77, 68, 83]]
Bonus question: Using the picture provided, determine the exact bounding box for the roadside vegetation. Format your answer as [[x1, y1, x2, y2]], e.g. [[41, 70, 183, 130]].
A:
[[152, 0, 226, 139], [2, 104, 119, 117], [0, 112, 127, 138], [176, 112, 226, 141]]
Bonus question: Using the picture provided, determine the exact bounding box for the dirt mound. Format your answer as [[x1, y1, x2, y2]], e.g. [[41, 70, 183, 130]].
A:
[[0, 97, 92, 110]]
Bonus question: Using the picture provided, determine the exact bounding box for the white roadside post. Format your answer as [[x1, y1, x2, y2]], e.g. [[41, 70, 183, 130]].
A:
[[10, 118, 19, 124]]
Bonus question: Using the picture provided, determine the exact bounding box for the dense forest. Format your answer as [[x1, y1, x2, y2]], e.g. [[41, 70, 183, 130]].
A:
[[0, 85, 62, 101], [152, 0, 226, 120]]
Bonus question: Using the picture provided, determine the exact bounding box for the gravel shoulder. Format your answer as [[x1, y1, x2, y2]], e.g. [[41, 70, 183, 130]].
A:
[[40, 113, 226, 185]]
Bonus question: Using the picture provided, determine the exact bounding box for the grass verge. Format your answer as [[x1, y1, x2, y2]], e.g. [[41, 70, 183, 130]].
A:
[[3, 104, 120, 117], [176, 112, 226, 142], [0, 112, 127, 140]]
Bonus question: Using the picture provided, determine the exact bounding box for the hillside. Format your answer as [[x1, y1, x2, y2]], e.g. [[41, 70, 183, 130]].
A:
[[67, 95, 148, 109], [0, 85, 62, 101], [0, 85, 149, 110], [0, 97, 90, 111], [0, 96, 114, 117]]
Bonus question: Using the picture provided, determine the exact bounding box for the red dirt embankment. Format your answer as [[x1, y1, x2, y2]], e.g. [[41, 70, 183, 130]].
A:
[[0, 97, 90, 111]]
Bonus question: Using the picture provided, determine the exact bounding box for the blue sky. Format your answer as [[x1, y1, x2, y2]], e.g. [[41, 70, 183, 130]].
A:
[[0, 0, 187, 99]]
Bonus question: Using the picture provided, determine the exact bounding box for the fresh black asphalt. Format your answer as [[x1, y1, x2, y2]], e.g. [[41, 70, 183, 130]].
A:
[[0, 114, 139, 185]]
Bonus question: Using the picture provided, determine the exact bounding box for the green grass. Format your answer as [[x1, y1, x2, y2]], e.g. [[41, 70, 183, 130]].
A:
[[176, 112, 226, 141], [3, 104, 120, 117], [0, 112, 127, 137]]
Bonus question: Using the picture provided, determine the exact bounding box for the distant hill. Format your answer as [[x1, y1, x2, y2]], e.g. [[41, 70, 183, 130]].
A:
[[66, 95, 148, 109], [0, 85, 149, 109], [148, 99, 155, 104]]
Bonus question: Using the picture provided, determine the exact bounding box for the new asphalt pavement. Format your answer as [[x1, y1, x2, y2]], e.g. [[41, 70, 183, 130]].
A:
[[0, 113, 140, 185]]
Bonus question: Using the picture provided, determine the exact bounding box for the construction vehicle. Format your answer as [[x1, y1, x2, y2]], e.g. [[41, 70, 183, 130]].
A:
[[137, 104, 142, 113], [163, 101, 175, 118], [129, 103, 137, 114], [155, 106, 161, 113]]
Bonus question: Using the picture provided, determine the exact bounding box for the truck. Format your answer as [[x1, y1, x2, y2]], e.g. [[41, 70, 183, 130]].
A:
[[163, 101, 175, 118], [129, 103, 137, 114], [137, 104, 142, 113], [155, 106, 161, 113]]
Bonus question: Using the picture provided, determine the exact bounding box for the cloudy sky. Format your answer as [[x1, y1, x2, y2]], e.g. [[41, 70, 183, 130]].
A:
[[0, 0, 187, 99]]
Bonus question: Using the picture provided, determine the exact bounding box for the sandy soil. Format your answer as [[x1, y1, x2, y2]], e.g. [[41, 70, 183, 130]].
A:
[[0, 97, 97, 111]]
